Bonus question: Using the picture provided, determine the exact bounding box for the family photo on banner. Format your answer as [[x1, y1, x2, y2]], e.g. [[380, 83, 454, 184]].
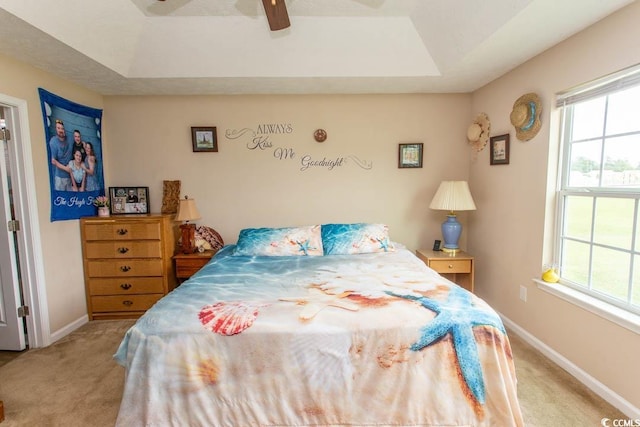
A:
[[39, 88, 104, 221]]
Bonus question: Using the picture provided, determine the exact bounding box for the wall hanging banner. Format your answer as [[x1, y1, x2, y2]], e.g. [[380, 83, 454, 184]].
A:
[[38, 88, 105, 221]]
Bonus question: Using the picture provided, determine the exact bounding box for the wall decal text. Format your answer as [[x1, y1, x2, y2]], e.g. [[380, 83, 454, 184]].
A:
[[225, 124, 372, 171]]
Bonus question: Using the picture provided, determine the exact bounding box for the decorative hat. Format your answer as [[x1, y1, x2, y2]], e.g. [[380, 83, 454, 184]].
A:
[[466, 112, 490, 151], [510, 92, 542, 141]]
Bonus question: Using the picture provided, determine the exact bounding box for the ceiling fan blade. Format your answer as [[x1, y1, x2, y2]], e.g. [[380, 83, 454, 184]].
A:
[[261, 0, 290, 31]]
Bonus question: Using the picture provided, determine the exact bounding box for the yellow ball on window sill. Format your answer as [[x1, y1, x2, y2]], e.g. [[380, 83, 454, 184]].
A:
[[542, 268, 559, 283]]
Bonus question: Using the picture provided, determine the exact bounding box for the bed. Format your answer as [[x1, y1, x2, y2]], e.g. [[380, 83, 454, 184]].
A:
[[114, 224, 524, 426]]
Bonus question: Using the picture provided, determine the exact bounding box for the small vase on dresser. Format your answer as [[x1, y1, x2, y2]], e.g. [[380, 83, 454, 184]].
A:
[[97, 206, 110, 217]]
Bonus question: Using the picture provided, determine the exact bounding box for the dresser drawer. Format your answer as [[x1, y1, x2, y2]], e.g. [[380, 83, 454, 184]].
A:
[[429, 259, 472, 274], [91, 294, 163, 313], [88, 277, 165, 295], [86, 259, 163, 277], [84, 240, 162, 259], [83, 221, 162, 241]]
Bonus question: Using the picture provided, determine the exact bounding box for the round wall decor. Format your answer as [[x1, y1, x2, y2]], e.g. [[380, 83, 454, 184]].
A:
[[314, 129, 327, 142]]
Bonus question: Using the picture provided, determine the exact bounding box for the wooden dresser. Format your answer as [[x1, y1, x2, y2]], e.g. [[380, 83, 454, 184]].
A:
[[80, 214, 177, 320]]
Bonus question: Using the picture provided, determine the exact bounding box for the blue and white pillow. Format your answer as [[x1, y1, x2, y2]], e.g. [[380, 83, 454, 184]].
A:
[[321, 223, 395, 255], [233, 225, 323, 256]]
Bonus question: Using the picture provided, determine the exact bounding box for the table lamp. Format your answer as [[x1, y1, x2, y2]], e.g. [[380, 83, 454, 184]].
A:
[[429, 181, 476, 253], [175, 195, 201, 254]]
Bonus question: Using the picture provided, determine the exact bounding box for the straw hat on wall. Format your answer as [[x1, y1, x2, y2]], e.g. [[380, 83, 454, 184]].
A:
[[466, 113, 490, 151], [510, 93, 542, 141]]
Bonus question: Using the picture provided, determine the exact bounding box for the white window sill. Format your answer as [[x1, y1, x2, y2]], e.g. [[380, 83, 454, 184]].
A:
[[534, 279, 640, 335]]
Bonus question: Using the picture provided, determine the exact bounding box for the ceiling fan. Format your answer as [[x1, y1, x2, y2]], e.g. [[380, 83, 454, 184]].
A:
[[261, 0, 290, 31], [155, 0, 290, 31]]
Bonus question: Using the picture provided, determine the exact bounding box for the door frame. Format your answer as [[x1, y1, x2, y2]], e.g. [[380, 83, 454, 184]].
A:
[[1, 93, 50, 348]]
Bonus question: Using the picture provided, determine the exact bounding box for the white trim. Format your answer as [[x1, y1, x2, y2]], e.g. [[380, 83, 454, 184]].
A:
[[0, 93, 51, 348], [535, 279, 640, 335], [49, 315, 88, 343], [500, 314, 640, 420]]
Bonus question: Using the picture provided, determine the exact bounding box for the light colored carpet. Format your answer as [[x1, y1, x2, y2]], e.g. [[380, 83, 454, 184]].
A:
[[0, 320, 628, 426], [507, 331, 627, 426], [0, 320, 133, 427]]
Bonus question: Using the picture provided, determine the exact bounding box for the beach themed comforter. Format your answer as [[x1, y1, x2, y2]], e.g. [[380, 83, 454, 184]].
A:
[[114, 244, 523, 426]]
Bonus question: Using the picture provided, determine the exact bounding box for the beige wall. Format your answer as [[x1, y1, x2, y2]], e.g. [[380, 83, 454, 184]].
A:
[[469, 1, 640, 411], [0, 53, 103, 332], [102, 94, 472, 250]]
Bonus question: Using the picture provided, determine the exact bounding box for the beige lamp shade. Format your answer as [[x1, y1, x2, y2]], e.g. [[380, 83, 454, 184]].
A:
[[429, 181, 476, 213], [175, 197, 201, 222]]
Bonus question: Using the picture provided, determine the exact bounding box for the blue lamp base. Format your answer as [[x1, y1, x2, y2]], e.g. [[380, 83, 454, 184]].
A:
[[441, 214, 462, 253]]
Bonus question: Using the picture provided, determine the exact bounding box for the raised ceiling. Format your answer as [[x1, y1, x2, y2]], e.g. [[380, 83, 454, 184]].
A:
[[0, 0, 634, 95]]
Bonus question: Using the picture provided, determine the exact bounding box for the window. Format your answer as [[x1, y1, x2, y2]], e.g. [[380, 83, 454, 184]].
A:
[[556, 65, 640, 316]]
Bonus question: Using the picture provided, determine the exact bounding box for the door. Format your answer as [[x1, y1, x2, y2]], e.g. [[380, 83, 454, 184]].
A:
[[0, 106, 26, 350]]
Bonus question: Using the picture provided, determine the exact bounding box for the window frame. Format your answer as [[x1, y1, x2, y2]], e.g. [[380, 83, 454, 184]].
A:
[[554, 67, 640, 318]]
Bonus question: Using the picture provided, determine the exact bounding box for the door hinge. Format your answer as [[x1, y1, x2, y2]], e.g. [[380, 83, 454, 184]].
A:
[[0, 124, 10, 141], [7, 220, 20, 232], [18, 306, 29, 317]]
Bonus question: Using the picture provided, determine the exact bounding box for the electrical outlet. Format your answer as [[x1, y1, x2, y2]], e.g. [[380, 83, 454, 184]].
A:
[[519, 285, 527, 302]]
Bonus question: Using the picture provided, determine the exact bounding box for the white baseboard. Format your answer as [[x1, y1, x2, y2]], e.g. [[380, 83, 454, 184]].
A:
[[48, 314, 89, 344], [500, 314, 640, 420]]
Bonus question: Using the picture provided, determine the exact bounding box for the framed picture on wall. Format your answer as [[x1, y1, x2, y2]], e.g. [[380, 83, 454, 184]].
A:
[[191, 126, 218, 152], [398, 143, 423, 168], [490, 134, 510, 165], [109, 186, 150, 215]]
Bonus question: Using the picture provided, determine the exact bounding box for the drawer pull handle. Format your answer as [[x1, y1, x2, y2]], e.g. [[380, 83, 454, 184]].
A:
[[448, 264, 453, 269], [118, 247, 129, 254], [122, 300, 133, 306], [117, 229, 129, 235], [120, 283, 132, 290], [120, 266, 131, 272]]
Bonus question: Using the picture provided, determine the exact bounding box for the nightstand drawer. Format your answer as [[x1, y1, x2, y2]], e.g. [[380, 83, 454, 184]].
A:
[[91, 294, 163, 313], [176, 258, 210, 278], [173, 250, 217, 282], [428, 259, 472, 274]]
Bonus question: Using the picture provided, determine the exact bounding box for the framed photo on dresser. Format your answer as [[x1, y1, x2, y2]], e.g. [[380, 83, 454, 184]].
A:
[[109, 186, 149, 215]]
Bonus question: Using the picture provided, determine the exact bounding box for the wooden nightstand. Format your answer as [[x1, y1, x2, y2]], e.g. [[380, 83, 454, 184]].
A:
[[415, 249, 474, 292], [173, 250, 217, 283]]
